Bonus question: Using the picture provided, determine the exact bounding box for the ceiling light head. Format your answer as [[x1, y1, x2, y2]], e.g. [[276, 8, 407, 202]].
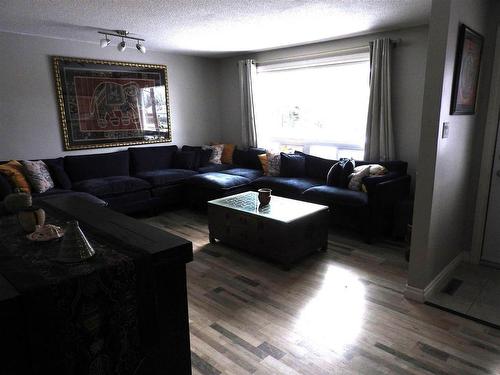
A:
[[136, 42, 146, 54], [118, 39, 126, 52], [100, 35, 110, 48]]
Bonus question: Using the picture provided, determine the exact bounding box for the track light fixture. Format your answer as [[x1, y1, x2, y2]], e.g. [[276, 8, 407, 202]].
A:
[[98, 30, 146, 53], [118, 38, 126, 52], [136, 41, 146, 54], [100, 34, 110, 48]]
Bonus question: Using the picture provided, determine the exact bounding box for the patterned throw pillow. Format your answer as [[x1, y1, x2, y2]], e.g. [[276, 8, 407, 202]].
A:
[[0, 160, 31, 193], [21, 160, 54, 193], [266, 152, 281, 176], [202, 144, 224, 164]]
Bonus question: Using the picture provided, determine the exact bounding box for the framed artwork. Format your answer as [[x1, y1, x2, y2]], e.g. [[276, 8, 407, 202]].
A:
[[53, 56, 172, 150], [450, 24, 484, 115]]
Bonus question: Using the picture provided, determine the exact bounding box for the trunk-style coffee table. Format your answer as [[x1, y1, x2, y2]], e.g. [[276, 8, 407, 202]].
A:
[[208, 191, 329, 269]]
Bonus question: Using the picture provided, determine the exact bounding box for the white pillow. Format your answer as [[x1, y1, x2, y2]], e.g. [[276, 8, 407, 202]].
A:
[[348, 164, 388, 191], [348, 165, 371, 191], [202, 144, 224, 164]]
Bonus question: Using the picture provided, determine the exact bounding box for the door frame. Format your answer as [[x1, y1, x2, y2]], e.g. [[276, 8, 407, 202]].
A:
[[471, 26, 500, 264]]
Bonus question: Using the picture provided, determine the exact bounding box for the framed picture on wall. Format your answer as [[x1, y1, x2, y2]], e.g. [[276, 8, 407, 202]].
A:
[[53, 56, 172, 150], [450, 24, 484, 115]]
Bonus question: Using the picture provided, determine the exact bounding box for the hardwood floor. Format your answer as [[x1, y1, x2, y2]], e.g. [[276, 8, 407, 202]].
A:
[[143, 209, 500, 375]]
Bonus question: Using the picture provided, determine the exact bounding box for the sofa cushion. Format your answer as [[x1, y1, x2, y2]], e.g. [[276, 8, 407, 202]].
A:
[[181, 145, 212, 168], [187, 172, 250, 190], [252, 176, 323, 196], [280, 153, 305, 177], [173, 151, 197, 170], [129, 145, 178, 174], [295, 151, 336, 180], [233, 148, 266, 170], [44, 158, 72, 189], [0, 173, 13, 200], [65, 151, 130, 182], [135, 169, 197, 187], [197, 163, 230, 174], [220, 168, 263, 181], [72, 176, 150, 197], [302, 185, 368, 207]]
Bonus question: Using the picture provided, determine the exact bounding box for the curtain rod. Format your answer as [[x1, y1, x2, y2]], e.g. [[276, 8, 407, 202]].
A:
[[256, 38, 401, 65]]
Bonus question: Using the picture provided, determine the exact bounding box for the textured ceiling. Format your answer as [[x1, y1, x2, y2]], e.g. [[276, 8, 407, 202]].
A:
[[0, 0, 431, 56]]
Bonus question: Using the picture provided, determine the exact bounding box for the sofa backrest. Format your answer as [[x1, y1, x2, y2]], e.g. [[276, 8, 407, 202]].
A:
[[293, 151, 408, 179], [233, 147, 266, 170], [129, 145, 178, 174], [294, 151, 336, 181], [64, 150, 130, 182]]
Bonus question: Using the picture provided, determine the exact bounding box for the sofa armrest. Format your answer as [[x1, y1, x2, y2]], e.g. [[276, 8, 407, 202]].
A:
[[362, 172, 400, 191], [367, 175, 411, 206]]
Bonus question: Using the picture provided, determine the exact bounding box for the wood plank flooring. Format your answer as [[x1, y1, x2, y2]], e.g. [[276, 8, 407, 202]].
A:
[[142, 209, 500, 375]]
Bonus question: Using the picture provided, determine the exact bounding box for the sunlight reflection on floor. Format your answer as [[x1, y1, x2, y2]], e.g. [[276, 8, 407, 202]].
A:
[[295, 264, 366, 353]]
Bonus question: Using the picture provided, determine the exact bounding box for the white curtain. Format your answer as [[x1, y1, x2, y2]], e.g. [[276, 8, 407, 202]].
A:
[[364, 38, 395, 161], [238, 59, 258, 148]]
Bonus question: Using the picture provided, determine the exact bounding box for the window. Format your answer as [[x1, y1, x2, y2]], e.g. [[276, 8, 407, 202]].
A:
[[254, 52, 370, 160]]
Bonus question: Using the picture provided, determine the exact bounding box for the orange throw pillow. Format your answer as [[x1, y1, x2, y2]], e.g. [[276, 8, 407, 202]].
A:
[[258, 154, 269, 175], [221, 144, 235, 164], [0, 160, 31, 193]]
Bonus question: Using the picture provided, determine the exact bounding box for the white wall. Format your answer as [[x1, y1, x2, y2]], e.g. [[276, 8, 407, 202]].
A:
[[218, 25, 429, 189], [408, 0, 493, 291], [0, 32, 221, 160]]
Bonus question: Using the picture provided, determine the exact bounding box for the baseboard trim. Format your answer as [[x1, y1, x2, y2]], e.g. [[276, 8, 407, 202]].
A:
[[404, 285, 425, 302], [404, 252, 463, 303]]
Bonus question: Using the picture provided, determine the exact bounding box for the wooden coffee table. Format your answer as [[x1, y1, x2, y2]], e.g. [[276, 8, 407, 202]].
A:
[[208, 192, 329, 269]]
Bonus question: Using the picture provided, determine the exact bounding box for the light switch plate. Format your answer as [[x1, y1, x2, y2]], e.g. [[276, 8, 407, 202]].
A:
[[442, 122, 449, 138]]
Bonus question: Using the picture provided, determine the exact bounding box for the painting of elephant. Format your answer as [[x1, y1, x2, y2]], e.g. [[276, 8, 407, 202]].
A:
[[53, 56, 171, 150], [89, 81, 142, 130]]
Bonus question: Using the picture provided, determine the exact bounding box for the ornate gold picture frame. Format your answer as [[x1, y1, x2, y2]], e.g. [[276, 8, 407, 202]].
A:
[[53, 56, 172, 150]]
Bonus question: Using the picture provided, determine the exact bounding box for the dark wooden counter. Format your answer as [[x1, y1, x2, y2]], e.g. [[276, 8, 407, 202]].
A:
[[0, 195, 193, 374]]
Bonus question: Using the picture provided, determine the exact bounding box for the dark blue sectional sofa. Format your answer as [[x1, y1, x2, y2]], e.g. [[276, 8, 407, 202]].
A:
[[0, 145, 410, 239]]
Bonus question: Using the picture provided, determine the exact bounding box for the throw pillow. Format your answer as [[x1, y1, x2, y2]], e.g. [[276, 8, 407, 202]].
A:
[[348, 165, 371, 191], [44, 158, 72, 189], [280, 153, 306, 177], [248, 147, 267, 170], [202, 144, 223, 164], [368, 164, 388, 175], [0, 160, 31, 193], [326, 162, 343, 186], [21, 160, 55, 193], [173, 151, 197, 170], [258, 154, 269, 175], [266, 152, 281, 176], [221, 144, 235, 164], [340, 158, 355, 188]]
